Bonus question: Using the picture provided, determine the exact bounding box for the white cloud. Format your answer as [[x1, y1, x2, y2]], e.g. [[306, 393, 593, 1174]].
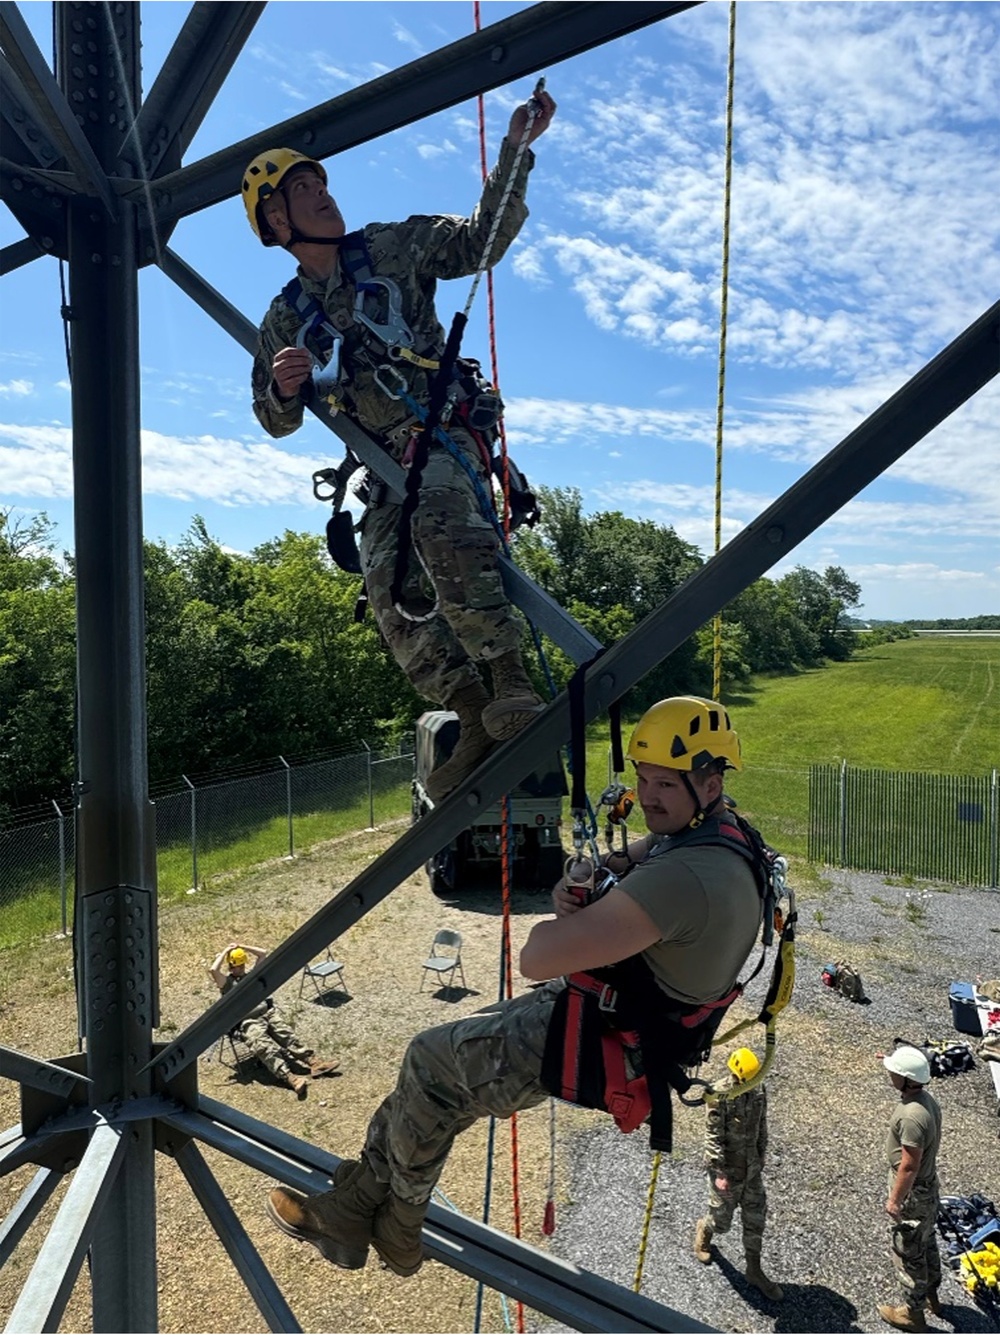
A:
[[415, 139, 458, 161], [0, 423, 326, 508], [391, 22, 424, 58], [0, 379, 33, 397]]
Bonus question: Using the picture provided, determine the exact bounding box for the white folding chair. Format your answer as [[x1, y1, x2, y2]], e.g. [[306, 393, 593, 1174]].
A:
[[299, 948, 348, 1000], [420, 929, 466, 992]]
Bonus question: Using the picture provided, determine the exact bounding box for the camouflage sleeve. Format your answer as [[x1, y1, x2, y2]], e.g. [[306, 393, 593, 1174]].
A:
[[704, 1101, 729, 1171], [252, 297, 306, 439], [406, 137, 535, 281]]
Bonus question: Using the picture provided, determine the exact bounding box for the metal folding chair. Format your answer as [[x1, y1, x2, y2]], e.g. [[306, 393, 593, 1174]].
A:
[[299, 948, 348, 1000], [420, 929, 466, 992]]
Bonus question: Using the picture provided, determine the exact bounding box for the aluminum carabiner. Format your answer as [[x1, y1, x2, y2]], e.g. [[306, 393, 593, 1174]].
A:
[[296, 317, 343, 397], [354, 276, 415, 350]]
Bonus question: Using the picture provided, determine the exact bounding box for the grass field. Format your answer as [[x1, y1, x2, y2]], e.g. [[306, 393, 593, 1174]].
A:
[[586, 634, 999, 862], [3, 636, 996, 948]]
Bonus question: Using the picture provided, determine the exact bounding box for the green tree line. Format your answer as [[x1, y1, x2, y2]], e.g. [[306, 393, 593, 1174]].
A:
[[1, 491, 870, 813]]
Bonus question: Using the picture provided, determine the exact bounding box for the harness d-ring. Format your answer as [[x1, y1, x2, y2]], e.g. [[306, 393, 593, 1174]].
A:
[[676, 1077, 711, 1107]]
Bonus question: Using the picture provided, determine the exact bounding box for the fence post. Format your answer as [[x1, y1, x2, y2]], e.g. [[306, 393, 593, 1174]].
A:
[[990, 768, 999, 891], [183, 775, 197, 891], [838, 760, 848, 867], [52, 798, 67, 936], [363, 741, 374, 829], [280, 756, 294, 858]]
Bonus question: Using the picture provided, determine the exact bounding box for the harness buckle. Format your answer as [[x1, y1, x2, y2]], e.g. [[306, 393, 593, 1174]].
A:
[[598, 984, 618, 1013]]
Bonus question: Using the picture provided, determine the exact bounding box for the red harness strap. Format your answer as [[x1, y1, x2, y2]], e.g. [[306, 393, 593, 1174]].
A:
[[599, 1030, 651, 1133], [678, 983, 742, 1029]]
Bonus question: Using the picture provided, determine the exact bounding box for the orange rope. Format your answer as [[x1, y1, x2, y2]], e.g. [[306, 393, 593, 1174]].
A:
[[476, 8, 522, 1327]]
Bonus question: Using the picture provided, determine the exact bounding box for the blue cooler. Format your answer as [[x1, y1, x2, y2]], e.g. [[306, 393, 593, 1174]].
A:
[[949, 982, 982, 1037]]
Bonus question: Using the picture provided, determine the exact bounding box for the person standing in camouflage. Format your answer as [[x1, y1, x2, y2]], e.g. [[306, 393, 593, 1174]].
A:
[[877, 1045, 944, 1333], [693, 1047, 783, 1301], [243, 88, 556, 801]]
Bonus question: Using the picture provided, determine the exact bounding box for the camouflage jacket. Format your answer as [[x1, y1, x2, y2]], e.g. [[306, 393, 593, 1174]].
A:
[[252, 139, 534, 452], [704, 1079, 768, 1175]]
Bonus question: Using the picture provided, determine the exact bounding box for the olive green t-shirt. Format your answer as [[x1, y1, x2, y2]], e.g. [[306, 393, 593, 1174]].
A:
[[618, 845, 762, 1005], [884, 1090, 942, 1193]]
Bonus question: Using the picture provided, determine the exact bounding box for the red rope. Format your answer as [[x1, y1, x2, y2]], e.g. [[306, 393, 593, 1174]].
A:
[[476, 7, 521, 1326]]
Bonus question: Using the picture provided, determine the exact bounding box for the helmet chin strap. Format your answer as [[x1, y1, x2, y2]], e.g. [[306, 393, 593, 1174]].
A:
[[284, 230, 341, 249], [681, 773, 724, 830]]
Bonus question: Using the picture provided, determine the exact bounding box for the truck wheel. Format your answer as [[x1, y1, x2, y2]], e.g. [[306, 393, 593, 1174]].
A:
[[427, 847, 457, 899]]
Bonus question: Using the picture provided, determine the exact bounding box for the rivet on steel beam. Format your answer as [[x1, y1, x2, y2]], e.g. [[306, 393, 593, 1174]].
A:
[[466, 791, 481, 808], [303, 129, 315, 144], [766, 525, 784, 544], [599, 672, 615, 693], [491, 45, 505, 62], [63, 1158, 77, 1171], [42, 237, 54, 249]]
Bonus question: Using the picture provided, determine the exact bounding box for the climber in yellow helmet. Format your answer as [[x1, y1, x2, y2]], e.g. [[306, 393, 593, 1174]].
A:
[[264, 696, 770, 1280], [694, 1045, 783, 1300]]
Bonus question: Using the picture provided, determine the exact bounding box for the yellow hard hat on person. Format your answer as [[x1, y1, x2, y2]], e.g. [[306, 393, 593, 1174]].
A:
[[242, 148, 327, 244], [626, 696, 742, 772], [228, 947, 248, 969], [727, 1047, 760, 1082]]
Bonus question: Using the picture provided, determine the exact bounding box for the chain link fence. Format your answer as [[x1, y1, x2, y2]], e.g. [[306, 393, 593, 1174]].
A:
[[809, 763, 1000, 888], [1, 741, 414, 948]]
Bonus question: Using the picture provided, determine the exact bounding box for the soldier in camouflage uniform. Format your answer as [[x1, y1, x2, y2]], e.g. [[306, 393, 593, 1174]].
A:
[[877, 1045, 944, 1333], [264, 698, 767, 1282], [243, 88, 556, 802], [693, 1047, 783, 1300]]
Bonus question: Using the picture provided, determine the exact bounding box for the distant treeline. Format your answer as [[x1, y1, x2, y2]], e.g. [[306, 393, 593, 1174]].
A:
[[1, 490, 887, 813], [904, 616, 1000, 630]]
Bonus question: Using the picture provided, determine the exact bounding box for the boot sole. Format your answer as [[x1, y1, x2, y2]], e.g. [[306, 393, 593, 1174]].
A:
[[266, 1197, 368, 1269], [481, 699, 544, 742], [372, 1238, 424, 1277]]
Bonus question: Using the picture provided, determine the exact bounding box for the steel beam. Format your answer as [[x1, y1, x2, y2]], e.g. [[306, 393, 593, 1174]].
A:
[[128, 2, 266, 179], [55, 3, 158, 1328], [174, 1142, 301, 1334], [150, 301, 999, 1082], [0, 158, 68, 260], [133, 2, 698, 226], [1, 53, 62, 169], [0, 1, 116, 216], [0, 1047, 91, 1099], [160, 1106, 711, 1334], [0, 1168, 61, 1268], [2, 1121, 125, 1335], [157, 245, 602, 664]]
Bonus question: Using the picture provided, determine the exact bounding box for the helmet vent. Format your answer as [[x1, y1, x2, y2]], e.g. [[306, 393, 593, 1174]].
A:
[[670, 734, 687, 759], [708, 710, 720, 730]]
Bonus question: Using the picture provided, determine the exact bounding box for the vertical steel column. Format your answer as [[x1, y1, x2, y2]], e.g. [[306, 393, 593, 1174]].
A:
[[58, 3, 158, 1329]]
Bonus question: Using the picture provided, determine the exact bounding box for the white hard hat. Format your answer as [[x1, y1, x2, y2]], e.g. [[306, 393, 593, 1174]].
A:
[[883, 1045, 931, 1086]]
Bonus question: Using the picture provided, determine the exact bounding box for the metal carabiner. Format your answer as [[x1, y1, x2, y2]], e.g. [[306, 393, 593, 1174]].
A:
[[373, 363, 409, 401], [296, 318, 343, 397], [354, 276, 415, 350]]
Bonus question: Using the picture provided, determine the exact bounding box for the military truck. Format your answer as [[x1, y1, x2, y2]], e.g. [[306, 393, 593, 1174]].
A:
[[412, 710, 566, 898]]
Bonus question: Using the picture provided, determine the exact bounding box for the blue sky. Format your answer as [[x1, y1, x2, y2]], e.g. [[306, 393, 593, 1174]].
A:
[[2, 1, 998, 621]]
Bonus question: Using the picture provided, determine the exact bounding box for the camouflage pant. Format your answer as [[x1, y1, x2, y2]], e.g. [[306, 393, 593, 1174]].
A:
[[706, 1165, 768, 1250], [362, 983, 560, 1204], [359, 428, 522, 705], [238, 1005, 312, 1081], [889, 1184, 942, 1310]]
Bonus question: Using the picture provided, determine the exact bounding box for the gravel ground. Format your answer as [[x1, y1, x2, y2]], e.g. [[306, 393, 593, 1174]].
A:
[[541, 870, 1000, 1334]]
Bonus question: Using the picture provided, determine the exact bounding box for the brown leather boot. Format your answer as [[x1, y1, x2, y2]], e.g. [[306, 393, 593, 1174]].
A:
[[745, 1250, 784, 1301], [307, 1058, 341, 1078], [926, 1286, 942, 1317], [693, 1218, 714, 1264], [877, 1303, 928, 1332], [286, 1072, 309, 1099], [425, 681, 495, 803], [481, 651, 543, 741], [372, 1192, 429, 1276], [267, 1158, 389, 1269]]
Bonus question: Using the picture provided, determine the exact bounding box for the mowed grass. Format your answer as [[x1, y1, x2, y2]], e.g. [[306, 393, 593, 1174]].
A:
[[585, 635, 999, 862]]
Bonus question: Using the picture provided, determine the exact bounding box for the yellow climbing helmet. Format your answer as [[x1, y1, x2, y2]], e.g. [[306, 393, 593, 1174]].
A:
[[626, 696, 742, 772], [242, 148, 327, 244], [728, 1048, 761, 1082], [227, 947, 248, 969]]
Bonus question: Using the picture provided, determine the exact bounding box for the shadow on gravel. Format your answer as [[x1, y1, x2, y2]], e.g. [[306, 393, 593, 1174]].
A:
[[307, 990, 353, 1009], [939, 1298, 1000, 1333], [716, 1253, 861, 1331]]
